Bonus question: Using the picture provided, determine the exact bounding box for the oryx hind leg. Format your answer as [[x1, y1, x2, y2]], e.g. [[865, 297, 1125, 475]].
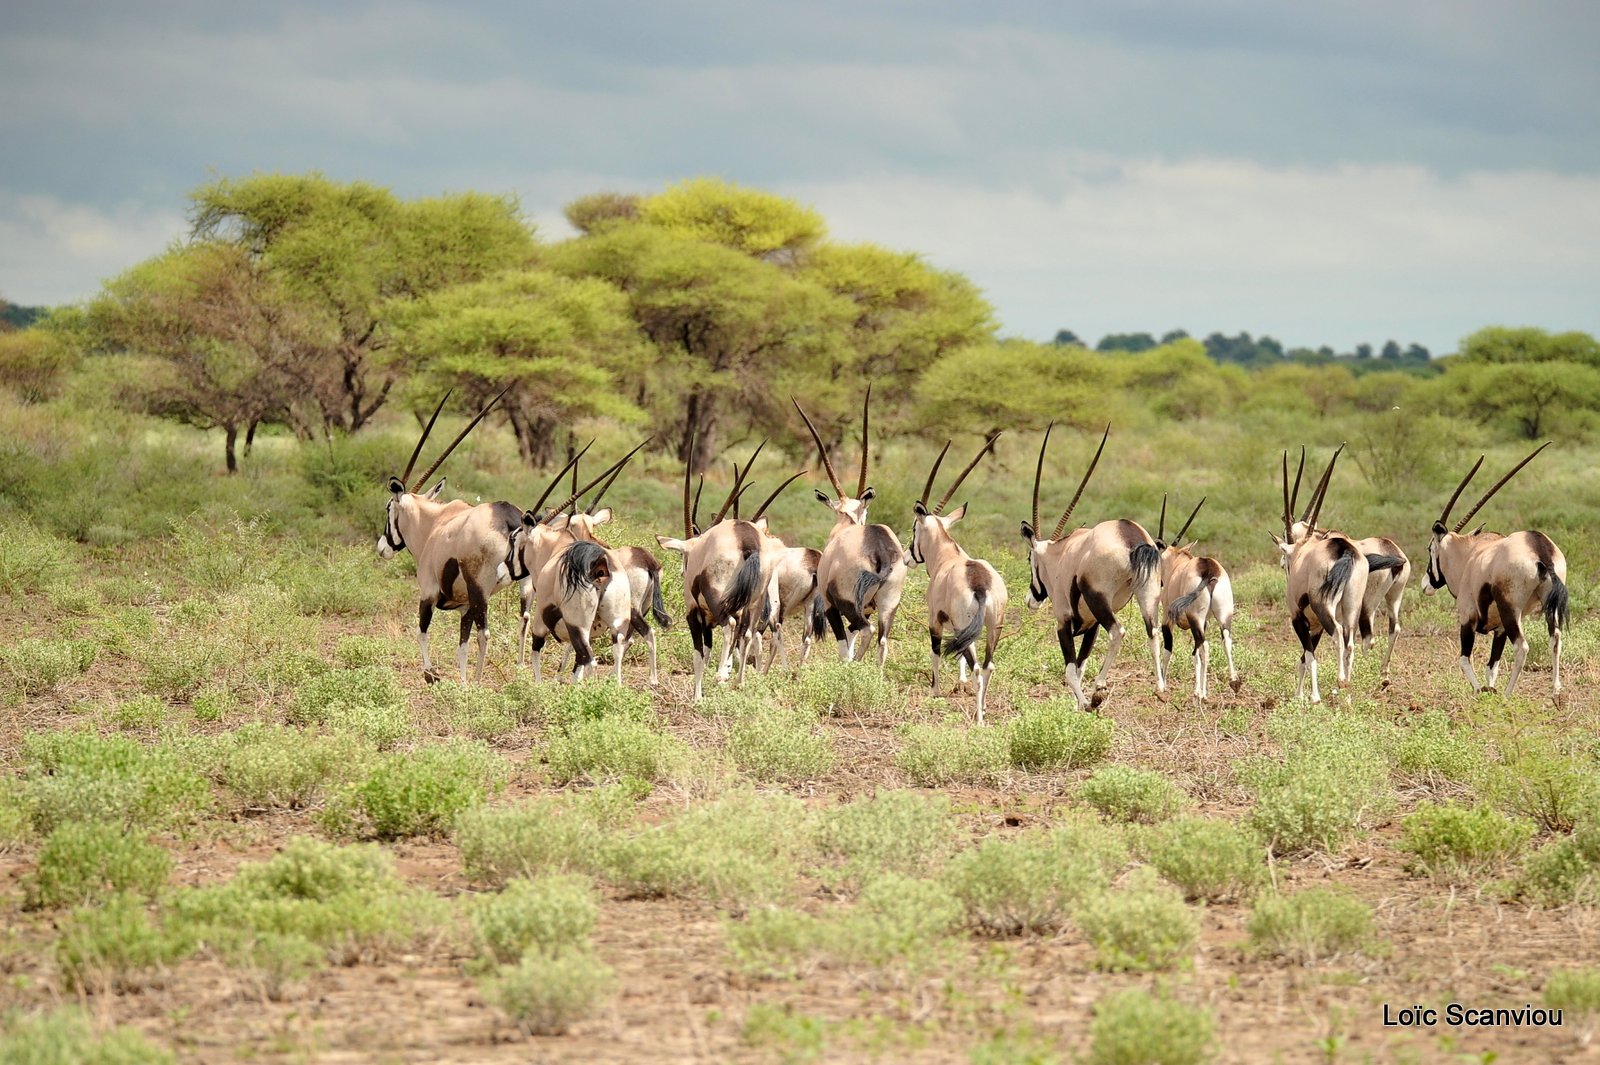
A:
[[1191, 624, 1208, 702], [1057, 622, 1088, 710], [876, 597, 900, 672], [417, 600, 441, 684], [1134, 578, 1165, 693], [1081, 591, 1121, 706], [929, 631, 943, 694], [460, 580, 489, 684], [1458, 623, 1480, 692], [1494, 590, 1529, 696]]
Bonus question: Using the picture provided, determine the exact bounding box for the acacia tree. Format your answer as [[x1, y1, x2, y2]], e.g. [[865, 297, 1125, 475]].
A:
[[386, 269, 647, 465], [89, 243, 311, 472], [189, 174, 534, 434]]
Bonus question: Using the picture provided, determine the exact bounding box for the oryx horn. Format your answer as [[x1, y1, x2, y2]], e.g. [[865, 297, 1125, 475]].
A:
[[918, 441, 952, 508], [1280, 451, 1293, 542], [1052, 424, 1109, 541], [857, 384, 872, 497], [681, 425, 696, 538], [1288, 445, 1307, 521], [545, 442, 649, 518], [411, 386, 510, 492], [1304, 443, 1344, 532], [933, 431, 1001, 514], [585, 437, 654, 512], [400, 391, 452, 486], [712, 439, 767, 524], [1173, 496, 1206, 545], [1031, 421, 1055, 534], [792, 396, 844, 497], [1157, 493, 1168, 544], [528, 439, 594, 520], [1451, 442, 1550, 533], [1437, 454, 1484, 529], [752, 469, 809, 520]]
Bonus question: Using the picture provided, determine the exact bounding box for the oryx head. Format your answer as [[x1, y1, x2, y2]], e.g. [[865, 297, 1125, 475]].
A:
[[793, 387, 878, 528], [1153, 492, 1205, 583], [1270, 444, 1342, 570], [378, 388, 506, 559], [1019, 422, 1107, 608], [1426, 443, 1549, 595], [908, 432, 999, 566], [508, 438, 650, 580]]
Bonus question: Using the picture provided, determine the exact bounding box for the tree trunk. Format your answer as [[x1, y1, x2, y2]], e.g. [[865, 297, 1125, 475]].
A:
[[679, 392, 718, 474], [224, 424, 239, 474], [243, 420, 258, 457]]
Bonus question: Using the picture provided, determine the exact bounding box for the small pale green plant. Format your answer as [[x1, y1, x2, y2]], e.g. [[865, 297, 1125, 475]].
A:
[[481, 949, 616, 1036], [813, 790, 956, 889], [1089, 988, 1215, 1065], [944, 817, 1127, 935], [1081, 765, 1186, 823], [895, 723, 1008, 786], [27, 822, 172, 908], [1247, 887, 1374, 964], [0, 1007, 175, 1064], [1074, 868, 1199, 972], [1398, 802, 1534, 882], [1007, 699, 1113, 771], [726, 703, 834, 782], [1139, 816, 1265, 902], [473, 875, 599, 963]]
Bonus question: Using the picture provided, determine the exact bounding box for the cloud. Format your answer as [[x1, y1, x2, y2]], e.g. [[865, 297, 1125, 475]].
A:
[[0, 195, 187, 306]]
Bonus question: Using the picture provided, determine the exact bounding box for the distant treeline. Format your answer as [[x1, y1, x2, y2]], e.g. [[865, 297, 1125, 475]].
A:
[[1053, 329, 1436, 373], [0, 301, 47, 332]]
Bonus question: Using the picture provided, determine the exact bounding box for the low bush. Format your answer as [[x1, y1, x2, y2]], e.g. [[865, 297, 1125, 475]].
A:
[[726, 907, 829, 980], [790, 660, 902, 718], [289, 666, 404, 728], [1241, 710, 1393, 854], [456, 789, 637, 887], [21, 730, 211, 832], [27, 823, 172, 909], [1246, 887, 1374, 964], [813, 790, 956, 890], [830, 873, 961, 971], [1089, 988, 1215, 1065], [895, 723, 1008, 786], [0, 1007, 175, 1064], [726, 703, 834, 782], [547, 716, 685, 785], [212, 724, 375, 810], [1081, 765, 1186, 824], [1516, 838, 1600, 907], [0, 520, 76, 597], [1139, 817, 1265, 902], [944, 817, 1127, 935], [433, 685, 518, 741], [55, 892, 191, 993], [1007, 699, 1113, 772], [1398, 802, 1534, 882], [325, 740, 507, 839], [1544, 967, 1600, 1017], [2, 637, 95, 696], [1074, 868, 1199, 972], [481, 949, 616, 1036], [1484, 741, 1598, 834], [1394, 709, 1488, 787], [542, 681, 655, 731], [473, 875, 599, 964]]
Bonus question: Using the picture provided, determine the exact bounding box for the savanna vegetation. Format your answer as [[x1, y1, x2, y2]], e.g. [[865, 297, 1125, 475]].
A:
[[1, 172, 1598, 1063]]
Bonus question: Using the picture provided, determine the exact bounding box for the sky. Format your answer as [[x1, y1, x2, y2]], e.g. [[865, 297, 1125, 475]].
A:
[[3, 0, 1598, 354]]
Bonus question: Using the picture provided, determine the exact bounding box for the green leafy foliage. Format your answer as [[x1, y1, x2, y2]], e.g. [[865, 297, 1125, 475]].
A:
[[0, 1008, 175, 1065], [472, 875, 599, 964], [26, 823, 172, 909], [1074, 868, 1199, 972], [1138, 817, 1265, 902], [1398, 802, 1534, 882], [1080, 765, 1186, 823], [1088, 989, 1215, 1065], [325, 740, 507, 839], [943, 818, 1127, 935], [1007, 699, 1114, 771], [481, 949, 616, 1037], [1247, 888, 1375, 964]]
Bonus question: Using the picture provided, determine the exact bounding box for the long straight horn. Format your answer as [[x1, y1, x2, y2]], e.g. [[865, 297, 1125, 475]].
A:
[[1052, 424, 1109, 541], [567, 447, 579, 513], [401, 391, 452, 486], [1281, 451, 1292, 541], [935, 430, 1001, 514], [692, 476, 704, 533], [531, 439, 593, 518], [681, 425, 695, 538], [1305, 444, 1344, 532], [1173, 496, 1206, 544], [857, 384, 872, 498], [752, 469, 809, 520], [713, 440, 766, 524], [587, 437, 653, 512], [919, 441, 952, 507], [1299, 445, 1328, 525], [547, 443, 648, 519], [792, 396, 843, 497], [1438, 455, 1483, 528], [1453, 442, 1551, 533], [1288, 446, 1306, 519], [1157, 493, 1168, 544], [729, 460, 741, 519], [411, 386, 510, 491], [1031, 422, 1054, 534]]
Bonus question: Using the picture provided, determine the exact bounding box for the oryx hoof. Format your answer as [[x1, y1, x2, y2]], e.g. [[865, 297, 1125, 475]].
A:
[[422, 668, 442, 685], [1229, 677, 1244, 692], [1379, 678, 1391, 691], [1088, 688, 1108, 710]]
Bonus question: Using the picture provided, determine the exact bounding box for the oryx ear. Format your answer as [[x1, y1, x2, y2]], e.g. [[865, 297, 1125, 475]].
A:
[[691, 523, 702, 536], [1019, 520, 1036, 542], [655, 534, 687, 554], [521, 509, 538, 527], [752, 516, 769, 532], [589, 507, 612, 525], [861, 486, 876, 502], [1182, 540, 1197, 552], [1431, 520, 1448, 535], [913, 500, 928, 517], [813, 489, 832, 505], [425, 478, 446, 500], [1473, 523, 1486, 536], [547, 513, 571, 530], [945, 502, 966, 522], [388, 476, 405, 495]]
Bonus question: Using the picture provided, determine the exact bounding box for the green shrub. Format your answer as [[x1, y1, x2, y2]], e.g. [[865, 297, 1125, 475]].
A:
[[433, 685, 518, 741], [481, 949, 616, 1036], [325, 699, 412, 749], [333, 634, 390, 669], [740, 1003, 830, 1061], [212, 725, 376, 810], [791, 660, 902, 717], [1008, 700, 1113, 771], [726, 907, 829, 980], [1242, 713, 1393, 854], [456, 790, 636, 887], [21, 730, 210, 832], [473, 875, 599, 964], [604, 790, 812, 909], [0, 520, 76, 597], [1139, 817, 1263, 902], [190, 687, 236, 724], [895, 723, 1008, 786], [944, 818, 1127, 935], [1247, 887, 1374, 963], [1074, 868, 1199, 972], [329, 740, 507, 839], [55, 892, 191, 993], [726, 703, 834, 782], [831, 873, 961, 970], [1394, 709, 1488, 786], [289, 666, 403, 728], [813, 790, 955, 889], [1545, 967, 1600, 1016], [1398, 802, 1534, 882], [0, 777, 31, 852], [1081, 765, 1185, 824], [2, 637, 95, 695], [0, 1007, 175, 1064], [1089, 988, 1215, 1065], [216, 931, 324, 1002], [1485, 743, 1597, 834], [547, 716, 685, 785], [109, 694, 168, 732], [27, 823, 172, 909], [542, 681, 655, 730], [1516, 838, 1599, 907]]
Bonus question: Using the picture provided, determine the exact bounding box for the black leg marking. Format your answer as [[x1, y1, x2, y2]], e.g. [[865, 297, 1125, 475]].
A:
[[1459, 624, 1476, 659], [529, 633, 547, 655], [418, 600, 434, 633], [1487, 633, 1508, 671], [1056, 622, 1075, 669], [825, 606, 847, 642], [1475, 584, 1496, 634], [1492, 590, 1523, 645], [1076, 625, 1099, 667], [569, 627, 594, 669], [1082, 589, 1119, 631], [1161, 624, 1173, 653], [929, 632, 942, 655], [1291, 614, 1314, 652]]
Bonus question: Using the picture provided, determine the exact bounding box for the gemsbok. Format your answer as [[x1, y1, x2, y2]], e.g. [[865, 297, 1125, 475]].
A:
[[1272, 448, 1369, 703], [1153, 495, 1238, 702], [376, 390, 518, 684], [909, 433, 1008, 721], [793, 388, 908, 668], [1425, 444, 1568, 696], [1285, 447, 1412, 678], [1019, 424, 1165, 710]]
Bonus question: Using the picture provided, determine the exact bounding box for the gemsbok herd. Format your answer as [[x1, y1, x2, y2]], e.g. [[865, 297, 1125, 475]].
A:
[[378, 390, 1570, 712]]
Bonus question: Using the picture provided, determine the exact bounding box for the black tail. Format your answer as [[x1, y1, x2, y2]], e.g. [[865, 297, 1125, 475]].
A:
[[559, 541, 609, 596], [648, 563, 671, 629], [1365, 553, 1405, 574], [1166, 577, 1217, 625], [1541, 565, 1569, 634], [945, 590, 987, 659], [1320, 545, 1356, 598], [807, 593, 826, 640], [1130, 542, 1160, 585], [720, 545, 762, 622]]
